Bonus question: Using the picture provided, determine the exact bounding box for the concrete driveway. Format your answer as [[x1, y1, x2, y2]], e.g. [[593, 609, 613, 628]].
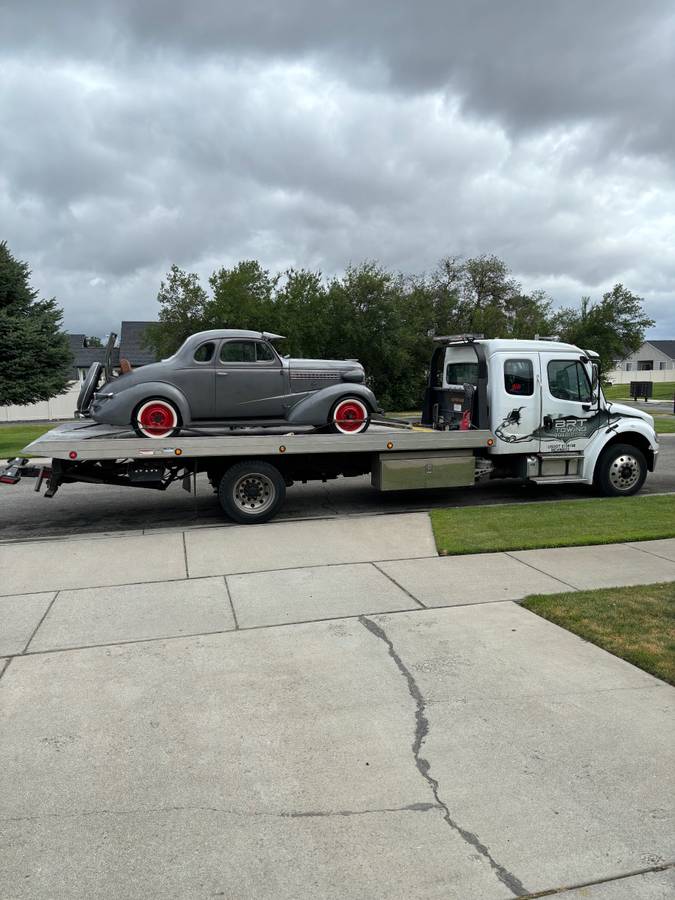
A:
[[1, 516, 674, 899]]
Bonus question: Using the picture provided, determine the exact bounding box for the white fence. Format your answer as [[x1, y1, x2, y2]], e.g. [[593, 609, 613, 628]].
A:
[[0, 382, 80, 423], [605, 369, 674, 385]]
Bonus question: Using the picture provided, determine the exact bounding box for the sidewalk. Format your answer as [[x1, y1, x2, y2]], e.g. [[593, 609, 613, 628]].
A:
[[0, 514, 674, 652], [1, 514, 674, 899]]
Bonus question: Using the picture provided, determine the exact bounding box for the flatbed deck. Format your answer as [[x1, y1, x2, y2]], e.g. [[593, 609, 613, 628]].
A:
[[23, 421, 494, 461]]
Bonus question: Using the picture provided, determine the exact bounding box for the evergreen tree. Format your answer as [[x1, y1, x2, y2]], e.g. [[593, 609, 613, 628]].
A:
[[0, 241, 72, 405]]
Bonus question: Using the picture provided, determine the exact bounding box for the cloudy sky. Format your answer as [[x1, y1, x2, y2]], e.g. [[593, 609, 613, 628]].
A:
[[1, 0, 674, 337]]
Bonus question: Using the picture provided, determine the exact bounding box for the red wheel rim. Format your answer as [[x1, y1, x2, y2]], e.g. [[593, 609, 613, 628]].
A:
[[137, 401, 177, 438], [333, 400, 367, 433]]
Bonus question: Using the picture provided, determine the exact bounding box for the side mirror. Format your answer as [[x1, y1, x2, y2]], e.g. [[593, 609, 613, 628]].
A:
[[591, 364, 600, 404]]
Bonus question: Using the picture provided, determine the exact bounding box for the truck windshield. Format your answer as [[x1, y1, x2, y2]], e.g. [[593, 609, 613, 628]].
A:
[[446, 362, 479, 386]]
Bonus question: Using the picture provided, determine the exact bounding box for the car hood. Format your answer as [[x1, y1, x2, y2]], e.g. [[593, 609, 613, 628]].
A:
[[288, 358, 363, 371]]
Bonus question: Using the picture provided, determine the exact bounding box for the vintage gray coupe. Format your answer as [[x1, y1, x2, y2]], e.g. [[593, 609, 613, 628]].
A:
[[78, 330, 378, 438]]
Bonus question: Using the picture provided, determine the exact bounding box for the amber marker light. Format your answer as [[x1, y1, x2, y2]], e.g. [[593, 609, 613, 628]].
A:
[[386, 441, 394, 449], [279, 445, 287, 453], [487, 438, 495, 446], [174, 448, 182, 456]]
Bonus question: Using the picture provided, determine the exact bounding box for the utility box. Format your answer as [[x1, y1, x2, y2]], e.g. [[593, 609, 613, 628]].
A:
[[372, 450, 475, 491], [630, 381, 653, 401]]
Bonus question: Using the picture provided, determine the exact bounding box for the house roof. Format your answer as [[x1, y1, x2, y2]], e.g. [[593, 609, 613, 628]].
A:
[[67, 322, 159, 370], [646, 340, 675, 359], [67, 333, 111, 368], [118, 321, 158, 366]]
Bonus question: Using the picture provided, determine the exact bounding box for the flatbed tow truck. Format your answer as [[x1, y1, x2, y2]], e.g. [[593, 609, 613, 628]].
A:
[[1, 337, 659, 524]]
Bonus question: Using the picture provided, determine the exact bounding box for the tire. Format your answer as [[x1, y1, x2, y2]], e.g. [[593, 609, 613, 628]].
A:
[[595, 443, 647, 496], [132, 398, 181, 439], [328, 397, 370, 434], [218, 460, 286, 524]]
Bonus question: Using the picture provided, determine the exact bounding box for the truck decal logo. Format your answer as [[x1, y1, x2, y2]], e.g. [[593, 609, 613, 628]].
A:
[[495, 408, 630, 445]]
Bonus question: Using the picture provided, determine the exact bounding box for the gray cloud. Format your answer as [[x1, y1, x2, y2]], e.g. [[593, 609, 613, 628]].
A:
[[0, 0, 673, 337]]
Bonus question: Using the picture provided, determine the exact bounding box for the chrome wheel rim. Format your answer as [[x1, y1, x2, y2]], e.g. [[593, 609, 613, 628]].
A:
[[233, 473, 276, 514], [608, 454, 640, 491]]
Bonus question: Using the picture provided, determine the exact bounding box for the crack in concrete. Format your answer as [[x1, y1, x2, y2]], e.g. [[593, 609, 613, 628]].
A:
[[1, 802, 440, 824], [359, 614, 528, 898]]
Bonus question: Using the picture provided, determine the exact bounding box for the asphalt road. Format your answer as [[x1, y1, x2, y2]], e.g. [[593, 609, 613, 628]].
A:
[[1, 435, 673, 541]]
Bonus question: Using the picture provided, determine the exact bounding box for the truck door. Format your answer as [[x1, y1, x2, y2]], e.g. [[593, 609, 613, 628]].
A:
[[491, 353, 541, 452], [539, 352, 598, 452]]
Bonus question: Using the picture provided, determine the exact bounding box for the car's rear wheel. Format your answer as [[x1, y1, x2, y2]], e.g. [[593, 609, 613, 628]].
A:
[[133, 399, 181, 439], [218, 460, 286, 524], [328, 397, 370, 434]]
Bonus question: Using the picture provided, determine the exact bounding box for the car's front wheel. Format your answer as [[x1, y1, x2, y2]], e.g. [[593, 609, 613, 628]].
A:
[[328, 397, 370, 434], [133, 398, 181, 439]]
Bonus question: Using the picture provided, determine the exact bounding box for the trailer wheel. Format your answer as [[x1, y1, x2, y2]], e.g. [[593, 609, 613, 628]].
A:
[[133, 399, 181, 439], [328, 398, 370, 434], [594, 443, 647, 496], [218, 460, 286, 524]]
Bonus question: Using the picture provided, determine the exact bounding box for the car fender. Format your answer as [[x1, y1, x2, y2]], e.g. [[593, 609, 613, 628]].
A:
[[582, 417, 659, 481], [287, 383, 378, 426], [90, 382, 192, 427]]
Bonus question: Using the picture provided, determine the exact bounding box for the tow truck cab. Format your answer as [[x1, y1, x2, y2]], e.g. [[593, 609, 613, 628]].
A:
[[423, 335, 658, 486]]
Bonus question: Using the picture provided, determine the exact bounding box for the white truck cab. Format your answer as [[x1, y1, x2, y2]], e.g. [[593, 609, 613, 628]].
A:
[[422, 336, 658, 495]]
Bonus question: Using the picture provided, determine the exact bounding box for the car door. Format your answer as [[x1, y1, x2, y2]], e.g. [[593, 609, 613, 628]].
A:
[[215, 339, 288, 419], [539, 352, 598, 452], [491, 352, 541, 453]]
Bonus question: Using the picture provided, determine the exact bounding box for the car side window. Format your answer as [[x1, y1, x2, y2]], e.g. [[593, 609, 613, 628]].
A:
[[193, 342, 215, 363], [255, 341, 277, 362], [504, 359, 534, 396], [220, 341, 257, 363], [548, 360, 592, 402]]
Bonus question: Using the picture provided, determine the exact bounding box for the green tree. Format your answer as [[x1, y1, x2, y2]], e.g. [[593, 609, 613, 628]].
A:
[[553, 284, 654, 372], [86, 335, 103, 347], [273, 268, 329, 357], [144, 264, 208, 358], [323, 262, 426, 409], [0, 241, 72, 406], [206, 260, 277, 332], [432, 255, 554, 339]]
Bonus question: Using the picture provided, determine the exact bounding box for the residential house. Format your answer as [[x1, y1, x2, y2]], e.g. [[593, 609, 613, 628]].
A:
[[608, 340, 675, 384], [69, 321, 158, 381]]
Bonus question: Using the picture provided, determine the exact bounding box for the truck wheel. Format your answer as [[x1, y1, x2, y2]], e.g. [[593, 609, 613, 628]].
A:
[[133, 399, 181, 439], [595, 443, 647, 496], [218, 460, 286, 524], [328, 398, 370, 434]]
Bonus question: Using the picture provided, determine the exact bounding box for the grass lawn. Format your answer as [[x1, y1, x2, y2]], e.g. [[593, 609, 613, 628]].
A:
[[431, 494, 675, 556], [522, 582, 675, 685], [604, 381, 675, 401], [655, 416, 675, 434], [0, 423, 54, 459]]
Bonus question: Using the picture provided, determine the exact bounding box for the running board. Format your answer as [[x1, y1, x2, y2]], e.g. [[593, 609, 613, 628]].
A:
[[529, 475, 586, 485]]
